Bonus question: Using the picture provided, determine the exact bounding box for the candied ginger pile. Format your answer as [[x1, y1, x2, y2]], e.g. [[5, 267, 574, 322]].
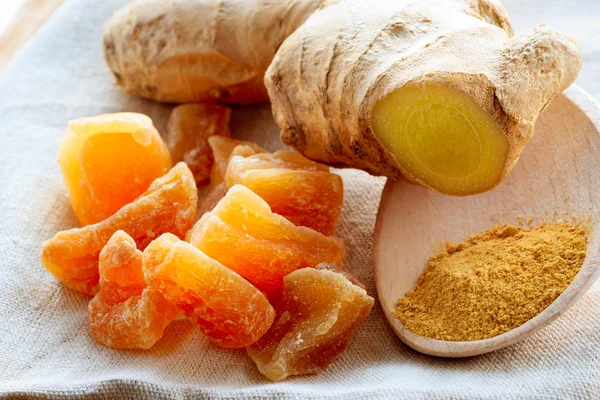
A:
[[89, 231, 181, 349], [188, 185, 345, 298], [209, 136, 344, 235], [40, 109, 373, 381], [41, 161, 198, 295], [143, 233, 275, 348]]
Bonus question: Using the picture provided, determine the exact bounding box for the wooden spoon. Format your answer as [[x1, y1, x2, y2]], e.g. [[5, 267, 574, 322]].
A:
[[373, 85, 600, 357]]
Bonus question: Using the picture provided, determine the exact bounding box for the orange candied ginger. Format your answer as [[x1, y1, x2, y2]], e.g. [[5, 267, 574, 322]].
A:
[[166, 104, 231, 185], [41, 163, 197, 295], [208, 136, 266, 186], [59, 113, 171, 225], [187, 185, 345, 298], [226, 150, 344, 235], [247, 264, 374, 381], [88, 231, 180, 349], [143, 233, 275, 348]]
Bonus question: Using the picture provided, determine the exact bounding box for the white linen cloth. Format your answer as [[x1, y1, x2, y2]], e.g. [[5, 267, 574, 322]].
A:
[[0, 0, 599, 398]]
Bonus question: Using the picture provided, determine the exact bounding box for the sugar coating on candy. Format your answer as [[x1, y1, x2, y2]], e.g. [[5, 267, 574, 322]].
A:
[[88, 231, 181, 349], [166, 104, 231, 185], [208, 136, 266, 186], [187, 185, 345, 298], [41, 163, 197, 295], [226, 150, 343, 235], [59, 113, 171, 225], [247, 264, 374, 381], [143, 233, 275, 348]]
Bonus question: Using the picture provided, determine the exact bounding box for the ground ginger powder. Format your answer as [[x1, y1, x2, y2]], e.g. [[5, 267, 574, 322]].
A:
[[394, 222, 588, 341]]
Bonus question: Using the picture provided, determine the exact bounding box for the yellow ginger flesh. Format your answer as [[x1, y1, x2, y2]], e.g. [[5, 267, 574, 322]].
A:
[[373, 86, 509, 195]]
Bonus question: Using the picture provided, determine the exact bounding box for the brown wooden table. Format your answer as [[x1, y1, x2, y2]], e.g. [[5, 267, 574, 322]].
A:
[[0, 0, 65, 73]]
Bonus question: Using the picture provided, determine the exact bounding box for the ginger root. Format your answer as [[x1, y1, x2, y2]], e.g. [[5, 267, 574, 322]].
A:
[[266, 0, 582, 195], [103, 0, 335, 104], [104, 0, 581, 195]]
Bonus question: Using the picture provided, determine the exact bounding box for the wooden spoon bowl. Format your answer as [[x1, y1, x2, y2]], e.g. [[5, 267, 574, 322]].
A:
[[374, 86, 600, 357]]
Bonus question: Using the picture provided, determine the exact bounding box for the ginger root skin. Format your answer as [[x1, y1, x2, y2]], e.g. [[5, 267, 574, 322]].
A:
[[103, 0, 335, 104], [266, 0, 582, 195]]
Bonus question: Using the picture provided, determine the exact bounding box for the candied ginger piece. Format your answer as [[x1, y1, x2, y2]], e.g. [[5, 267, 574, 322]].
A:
[[232, 169, 342, 236], [41, 163, 197, 295], [208, 136, 266, 186], [225, 150, 343, 235], [88, 231, 180, 349], [247, 264, 374, 381], [187, 185, 345, 298], [166, 104, 231, 185], [226, 151, 329, 177], [59, 113, 171, 225], [143, 233, 275, 348]]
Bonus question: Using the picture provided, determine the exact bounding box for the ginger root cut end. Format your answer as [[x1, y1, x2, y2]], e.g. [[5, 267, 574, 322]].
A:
[[371, 85, 509, 195]]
